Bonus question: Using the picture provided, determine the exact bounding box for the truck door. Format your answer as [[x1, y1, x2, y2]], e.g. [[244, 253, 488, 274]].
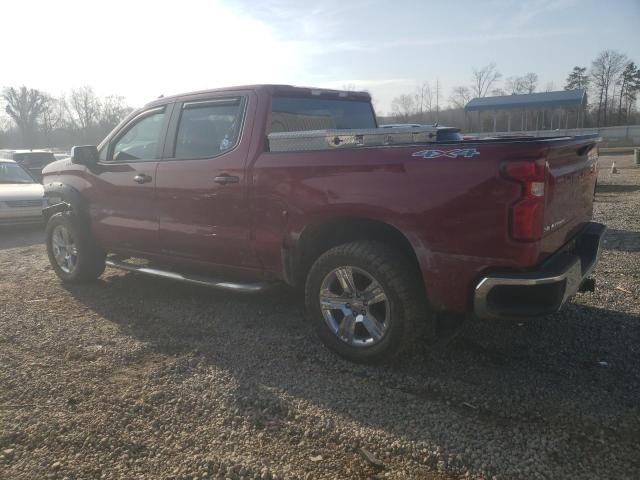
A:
[[85, 105, 171, 254], [154, 93, 258, 268]]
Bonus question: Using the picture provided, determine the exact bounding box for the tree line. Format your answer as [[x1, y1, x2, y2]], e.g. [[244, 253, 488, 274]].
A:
[[387, 49, 640, 130], [2, 48, 639, 148], [0, 86, 134, 150]]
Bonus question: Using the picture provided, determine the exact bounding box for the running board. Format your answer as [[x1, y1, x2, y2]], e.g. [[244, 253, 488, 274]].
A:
[[105, 259, 270, 293]]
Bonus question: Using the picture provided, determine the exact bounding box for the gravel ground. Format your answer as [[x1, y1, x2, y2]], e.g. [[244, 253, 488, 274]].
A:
[[1, 155, 639, 480]]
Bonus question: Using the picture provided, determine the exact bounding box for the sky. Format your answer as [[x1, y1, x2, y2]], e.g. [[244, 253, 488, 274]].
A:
[[1, 0, 639, 114]]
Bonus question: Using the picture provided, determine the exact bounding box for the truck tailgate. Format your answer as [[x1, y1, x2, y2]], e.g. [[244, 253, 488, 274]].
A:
[[540, 136, 599, 258]]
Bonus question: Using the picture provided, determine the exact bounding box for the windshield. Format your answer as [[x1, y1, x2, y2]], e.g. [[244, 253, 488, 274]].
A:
[[0, 162, 36, 184], [271, 96, 376, 133]]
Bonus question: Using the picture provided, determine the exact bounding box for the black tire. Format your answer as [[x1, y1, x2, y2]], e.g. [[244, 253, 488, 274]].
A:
[[46, 212, 106, 283], [305, 241, 431, 363]]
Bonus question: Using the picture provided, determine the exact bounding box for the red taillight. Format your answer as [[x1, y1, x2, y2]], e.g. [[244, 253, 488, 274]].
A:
[[502, 159, 547, 242]]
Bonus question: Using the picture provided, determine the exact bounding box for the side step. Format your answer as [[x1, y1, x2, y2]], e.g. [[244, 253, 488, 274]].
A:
[[105, 259, 271, 293]]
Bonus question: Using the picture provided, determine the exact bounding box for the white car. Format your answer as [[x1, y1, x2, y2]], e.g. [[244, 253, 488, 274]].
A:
[[0, 160, 45, 226]]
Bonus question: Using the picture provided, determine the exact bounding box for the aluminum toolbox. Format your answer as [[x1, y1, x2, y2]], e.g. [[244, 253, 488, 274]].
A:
[[268, 125, 439, 152]]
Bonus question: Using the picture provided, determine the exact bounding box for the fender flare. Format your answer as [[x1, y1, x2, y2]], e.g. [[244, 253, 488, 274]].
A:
[[43, 182, 89, 221], [281, 215, 424, 288]]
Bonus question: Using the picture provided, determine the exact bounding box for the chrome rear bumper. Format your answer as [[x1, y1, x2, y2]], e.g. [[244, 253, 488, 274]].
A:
[[474, 222, 606, 320]]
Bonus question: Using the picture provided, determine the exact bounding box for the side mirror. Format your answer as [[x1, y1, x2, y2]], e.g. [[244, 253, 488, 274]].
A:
[[71, 145, 99, 166]]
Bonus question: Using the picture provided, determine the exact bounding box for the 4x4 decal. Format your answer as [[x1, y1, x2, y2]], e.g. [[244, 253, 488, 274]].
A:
[[412, 148, 480, 159]]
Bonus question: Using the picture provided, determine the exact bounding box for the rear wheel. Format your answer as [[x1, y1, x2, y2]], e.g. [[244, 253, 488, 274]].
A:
[[46, 213, 106, 283], [305, 241, 430, 363]]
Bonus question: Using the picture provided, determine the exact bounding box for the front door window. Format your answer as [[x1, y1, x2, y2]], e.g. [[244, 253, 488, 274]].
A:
[[110, 109, 166, 162]]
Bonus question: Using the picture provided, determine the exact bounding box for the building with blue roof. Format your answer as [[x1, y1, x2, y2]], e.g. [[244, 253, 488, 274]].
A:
[[464, 89, 587, 132]]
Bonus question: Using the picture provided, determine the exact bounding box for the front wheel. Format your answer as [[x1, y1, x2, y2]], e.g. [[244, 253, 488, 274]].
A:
[[305, 241, 430, 363], [46, 213, 106, 283]]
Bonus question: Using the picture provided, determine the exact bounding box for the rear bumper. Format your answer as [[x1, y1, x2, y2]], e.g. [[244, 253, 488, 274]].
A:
[[474, 222, 606, 320]]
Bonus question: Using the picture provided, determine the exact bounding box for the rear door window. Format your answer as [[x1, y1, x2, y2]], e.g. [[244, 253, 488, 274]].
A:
[[174, 97, 246, 160], [270, 97, 376, 133]]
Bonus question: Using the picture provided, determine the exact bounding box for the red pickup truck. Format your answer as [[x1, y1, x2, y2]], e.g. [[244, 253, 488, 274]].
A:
[[42, 84, 605, 363]]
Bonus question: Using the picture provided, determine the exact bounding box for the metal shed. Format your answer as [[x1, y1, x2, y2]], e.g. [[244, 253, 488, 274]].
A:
[[464, 89, 587, 132]]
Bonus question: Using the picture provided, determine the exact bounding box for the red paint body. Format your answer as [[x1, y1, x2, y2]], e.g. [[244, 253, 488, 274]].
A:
[[42, 85, 599, 313]]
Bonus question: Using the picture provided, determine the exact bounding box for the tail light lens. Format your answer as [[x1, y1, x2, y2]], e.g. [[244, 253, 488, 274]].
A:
[[502, 159, 547, 242]]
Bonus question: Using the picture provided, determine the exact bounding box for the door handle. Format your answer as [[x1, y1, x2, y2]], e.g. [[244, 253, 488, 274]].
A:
[[133, 174, 152, 184], [214, 174, 240, 185]]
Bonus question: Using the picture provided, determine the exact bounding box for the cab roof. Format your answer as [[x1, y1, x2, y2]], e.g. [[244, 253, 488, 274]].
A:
[[145, 84, 371, 108]]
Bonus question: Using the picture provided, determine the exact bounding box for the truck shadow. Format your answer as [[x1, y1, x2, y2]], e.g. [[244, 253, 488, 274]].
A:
[[64, 269, 640, 475], [596, 184, 640, 194], [602, 228, 640, 252], [0, 225, 44, 250]]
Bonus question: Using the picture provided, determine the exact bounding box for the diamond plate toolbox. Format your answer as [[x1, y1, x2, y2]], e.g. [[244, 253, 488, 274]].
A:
[[268, 126, 438, 152]]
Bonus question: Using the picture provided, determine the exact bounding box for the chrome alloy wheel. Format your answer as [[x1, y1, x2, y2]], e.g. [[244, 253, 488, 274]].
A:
[[51, 225, 78, 273], [319, 266, 390, 347]]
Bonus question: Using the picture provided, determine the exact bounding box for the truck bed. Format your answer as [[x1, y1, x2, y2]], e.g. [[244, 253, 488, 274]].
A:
[[251, 134, 600, 312]]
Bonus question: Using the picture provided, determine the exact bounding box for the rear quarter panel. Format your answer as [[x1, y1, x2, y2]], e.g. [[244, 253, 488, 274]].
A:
[[252, 141, 556, 312]]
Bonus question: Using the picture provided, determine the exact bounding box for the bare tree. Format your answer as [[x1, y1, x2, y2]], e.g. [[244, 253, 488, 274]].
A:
[[40, 95, 68, 135], [0, 86, 135, 149], [521, 73, 538, 94], [471, 63, 502, 98], [544, 81, 555, 92], [390, 94, 416, 122], [413, 82, 432, 120], [99, 95, 133, 131], [505, 73, 537, 95], [68, 86, 102, 134], [0, 115, 10, 132], [448, 86, 471, 109], [490, 88, 507, 97], [2, 86, 48, 146], [590, 49, 627, 126], [505, 76, 525, 95]]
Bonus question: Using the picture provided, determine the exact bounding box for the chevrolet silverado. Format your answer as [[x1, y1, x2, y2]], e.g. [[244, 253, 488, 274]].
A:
[[41, 85, 605, 362]]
